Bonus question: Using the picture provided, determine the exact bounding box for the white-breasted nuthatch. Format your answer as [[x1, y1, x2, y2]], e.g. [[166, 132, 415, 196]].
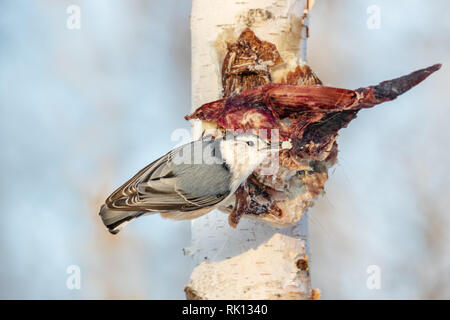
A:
[[99, 133, 281, 234]]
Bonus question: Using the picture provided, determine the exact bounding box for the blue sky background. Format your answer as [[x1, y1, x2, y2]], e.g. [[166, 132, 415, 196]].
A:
[[0, 0, 448, 299]]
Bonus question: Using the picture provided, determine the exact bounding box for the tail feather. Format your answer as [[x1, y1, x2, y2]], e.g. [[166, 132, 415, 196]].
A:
[[99, 205, 148, 234]]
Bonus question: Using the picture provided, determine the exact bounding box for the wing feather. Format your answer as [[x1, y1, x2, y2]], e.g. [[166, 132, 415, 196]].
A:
[[105, 140, 231, 214]]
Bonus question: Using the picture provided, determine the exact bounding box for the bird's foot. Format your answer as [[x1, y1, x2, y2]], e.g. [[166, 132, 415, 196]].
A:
[[228, 182, 249, 228]]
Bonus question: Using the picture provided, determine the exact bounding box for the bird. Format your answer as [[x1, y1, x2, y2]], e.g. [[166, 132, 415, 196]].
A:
[[99, 133, 282, 234]]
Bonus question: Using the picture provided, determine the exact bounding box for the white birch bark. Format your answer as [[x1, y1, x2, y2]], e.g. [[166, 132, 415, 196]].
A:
[[185, 0, 317, 300]]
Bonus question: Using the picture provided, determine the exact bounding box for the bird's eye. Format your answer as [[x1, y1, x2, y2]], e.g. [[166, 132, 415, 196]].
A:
[[247, 141, 254, 147]]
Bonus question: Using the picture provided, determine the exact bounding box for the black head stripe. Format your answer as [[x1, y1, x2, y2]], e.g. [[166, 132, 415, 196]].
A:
[[222, 162, 230, 172], [210, 139, 229, 171], [212, 139, 224, 161]]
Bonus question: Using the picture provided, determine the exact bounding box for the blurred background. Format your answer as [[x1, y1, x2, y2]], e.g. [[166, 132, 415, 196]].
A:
[[0, 0, 448, 299]]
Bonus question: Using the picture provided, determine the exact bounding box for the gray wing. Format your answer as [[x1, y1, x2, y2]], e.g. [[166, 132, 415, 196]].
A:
[[105, 139, 231, 213]]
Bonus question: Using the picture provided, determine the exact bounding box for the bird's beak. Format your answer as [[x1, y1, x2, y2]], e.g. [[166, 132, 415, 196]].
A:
[[262, 141, 282, 151]]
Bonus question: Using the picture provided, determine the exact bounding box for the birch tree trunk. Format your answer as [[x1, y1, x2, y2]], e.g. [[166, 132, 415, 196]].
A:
[[185, 0, 318, 300]]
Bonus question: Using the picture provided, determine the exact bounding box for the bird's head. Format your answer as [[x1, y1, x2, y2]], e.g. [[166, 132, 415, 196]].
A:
[[219, 133, 281, 189]]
